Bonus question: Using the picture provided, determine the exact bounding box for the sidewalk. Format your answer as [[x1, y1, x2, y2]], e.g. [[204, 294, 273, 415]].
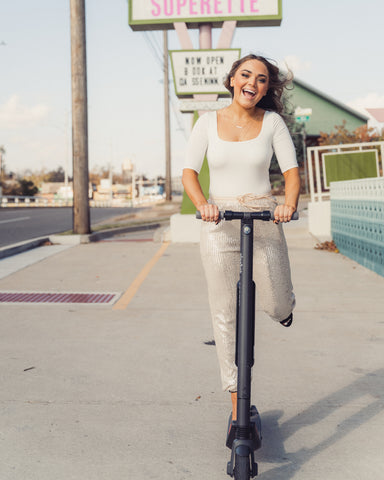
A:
[[0, 212, 384, 479]]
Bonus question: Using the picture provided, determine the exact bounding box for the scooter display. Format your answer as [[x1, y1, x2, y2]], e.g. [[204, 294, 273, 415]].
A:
[[197, 209, 298, 479]]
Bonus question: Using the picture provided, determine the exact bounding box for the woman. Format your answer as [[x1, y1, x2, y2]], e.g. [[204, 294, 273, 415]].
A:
[[182, 54, 300, 420]]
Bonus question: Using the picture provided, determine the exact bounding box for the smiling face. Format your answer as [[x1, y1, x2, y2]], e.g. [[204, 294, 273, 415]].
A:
[[230, 59, 269, 110]]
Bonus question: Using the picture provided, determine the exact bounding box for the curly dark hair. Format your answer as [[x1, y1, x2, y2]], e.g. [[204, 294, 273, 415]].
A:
[[224, 54, 293, 114]]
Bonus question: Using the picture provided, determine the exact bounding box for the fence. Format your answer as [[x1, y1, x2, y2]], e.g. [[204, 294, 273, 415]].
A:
[[0, 195, 164, 208], [1, 196, 72, 207], [306, 141, 384, 239], [331, 177, 384, 277]]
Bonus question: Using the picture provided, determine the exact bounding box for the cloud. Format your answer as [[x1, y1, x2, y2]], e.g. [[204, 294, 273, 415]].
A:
[[279, 55, 312, 74], [0, 95, 50, 129], [347, 93, 384, 132], [347, 92, 384, 114]]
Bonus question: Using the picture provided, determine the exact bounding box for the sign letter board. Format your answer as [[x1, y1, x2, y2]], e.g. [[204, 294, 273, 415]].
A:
[[170, 49, 240, 97]]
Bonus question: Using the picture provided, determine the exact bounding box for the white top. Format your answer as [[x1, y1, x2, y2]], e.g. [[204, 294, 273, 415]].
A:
[[184, 110, 298, 197]]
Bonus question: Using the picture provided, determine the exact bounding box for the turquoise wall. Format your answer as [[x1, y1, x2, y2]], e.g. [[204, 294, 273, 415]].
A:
[[331, 178, 384, 277]]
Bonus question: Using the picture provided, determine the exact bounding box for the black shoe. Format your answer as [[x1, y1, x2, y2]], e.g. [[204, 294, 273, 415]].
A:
[[280, 313, 293, 327]]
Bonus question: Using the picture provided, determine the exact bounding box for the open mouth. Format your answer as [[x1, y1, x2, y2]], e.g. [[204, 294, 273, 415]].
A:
[[242, 89, 256, 99]]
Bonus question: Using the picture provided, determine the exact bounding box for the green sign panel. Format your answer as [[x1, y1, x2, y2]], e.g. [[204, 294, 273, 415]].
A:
[[323, 150, 378, 188], [296, 115, 310, 123]]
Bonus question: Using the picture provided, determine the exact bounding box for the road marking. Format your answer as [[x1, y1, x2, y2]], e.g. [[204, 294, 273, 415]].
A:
[[113, 242, 170, 310], [0, 216, 30, 225]]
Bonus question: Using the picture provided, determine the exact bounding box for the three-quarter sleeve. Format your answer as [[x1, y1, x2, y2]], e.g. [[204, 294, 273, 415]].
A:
[[183, 113, 210, 174], [271, 113, 298, 173]]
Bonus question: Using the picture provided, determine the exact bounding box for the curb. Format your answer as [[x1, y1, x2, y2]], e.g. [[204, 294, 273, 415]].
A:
[[49, 222, 163, 245], [0, 236, 50, 260], [0, 222, 164, 260]]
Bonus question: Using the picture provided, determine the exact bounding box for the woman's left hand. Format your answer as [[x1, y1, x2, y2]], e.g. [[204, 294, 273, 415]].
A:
[[273, 204, 296, 224]]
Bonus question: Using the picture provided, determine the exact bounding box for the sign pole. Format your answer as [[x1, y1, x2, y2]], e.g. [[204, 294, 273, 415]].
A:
[[199, 23, 212, 49], [163, 30, 172, 201], [302, 126, 309, 194], [295, 107, 312, 196]]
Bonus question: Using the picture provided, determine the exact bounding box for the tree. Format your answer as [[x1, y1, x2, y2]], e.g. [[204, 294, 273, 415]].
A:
[[1, 178, 38, 196], [318, 120, 382, 146], [45, 166, 65, 182], [19, 179, 39, 196], [269, 93, 305, 193]]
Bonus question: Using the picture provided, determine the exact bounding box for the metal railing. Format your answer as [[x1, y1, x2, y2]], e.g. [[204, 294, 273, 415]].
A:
[[307, 141, 384, 203], [1, 196, 61, 207]]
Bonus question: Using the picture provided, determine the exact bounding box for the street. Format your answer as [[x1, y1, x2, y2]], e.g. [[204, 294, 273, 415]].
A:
[[0, 207, 140, 248]]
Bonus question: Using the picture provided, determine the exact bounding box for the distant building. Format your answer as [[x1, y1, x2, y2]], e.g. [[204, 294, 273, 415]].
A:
[[290, 78, 369, 144], [40, 182, 67, 196], [172, 176, 183, 195], [365, 108, 384, 135]]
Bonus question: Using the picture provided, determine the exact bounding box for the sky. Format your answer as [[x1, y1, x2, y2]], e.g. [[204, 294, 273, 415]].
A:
[[1, 0, 384, 179]]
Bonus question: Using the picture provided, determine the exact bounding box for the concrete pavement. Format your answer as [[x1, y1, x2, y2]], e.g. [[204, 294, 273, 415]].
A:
[[0, 211, 384, 479]]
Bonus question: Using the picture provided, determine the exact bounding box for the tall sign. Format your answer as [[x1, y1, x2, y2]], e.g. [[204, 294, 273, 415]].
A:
[[127, 0, 283, 215], [128, 0, 282, 30]]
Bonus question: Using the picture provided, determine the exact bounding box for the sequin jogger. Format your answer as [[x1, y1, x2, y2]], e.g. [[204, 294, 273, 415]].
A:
[[200, 196, 296, 392]]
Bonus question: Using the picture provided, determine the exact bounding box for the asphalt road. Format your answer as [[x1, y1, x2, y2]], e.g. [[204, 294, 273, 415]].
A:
[[0, 207, 140, 248]]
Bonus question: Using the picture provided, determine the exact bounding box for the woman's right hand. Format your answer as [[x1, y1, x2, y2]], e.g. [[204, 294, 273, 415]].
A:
[[198, 203, 220, 223]]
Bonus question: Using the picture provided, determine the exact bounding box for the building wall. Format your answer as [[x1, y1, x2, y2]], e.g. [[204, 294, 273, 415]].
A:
[[291, 82, 367, 136]]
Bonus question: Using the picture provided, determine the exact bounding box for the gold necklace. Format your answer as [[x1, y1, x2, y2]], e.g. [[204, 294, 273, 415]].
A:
[[233, 120, 248, 130], [232, 115, 256, 129]]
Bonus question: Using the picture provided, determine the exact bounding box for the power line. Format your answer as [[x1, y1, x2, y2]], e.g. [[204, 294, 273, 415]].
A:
[[142, 31, 188, 139], [142, 31, 163, 70], [148, 31, 164, 67]]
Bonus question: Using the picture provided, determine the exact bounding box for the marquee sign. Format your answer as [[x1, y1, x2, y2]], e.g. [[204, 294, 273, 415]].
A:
[[170, 49, 240, 96], [128, 0, 282, 30]]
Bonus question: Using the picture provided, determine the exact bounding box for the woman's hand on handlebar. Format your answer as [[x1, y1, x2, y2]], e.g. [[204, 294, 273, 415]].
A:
[[273, 204, 296, 224], [198, 203, 220, 223]]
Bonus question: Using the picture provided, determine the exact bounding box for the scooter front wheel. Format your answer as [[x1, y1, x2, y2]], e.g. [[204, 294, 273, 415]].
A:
[[234, 455, 250, 480]]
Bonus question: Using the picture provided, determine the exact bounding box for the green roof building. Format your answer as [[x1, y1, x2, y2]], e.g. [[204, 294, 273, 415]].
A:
[[290, 78, 369, 141]]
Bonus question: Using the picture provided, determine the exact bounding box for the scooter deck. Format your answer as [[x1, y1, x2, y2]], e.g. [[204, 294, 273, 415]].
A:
[[226, 405, 262, 450]]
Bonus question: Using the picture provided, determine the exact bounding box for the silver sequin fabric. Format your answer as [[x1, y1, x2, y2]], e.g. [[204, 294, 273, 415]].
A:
[[200, 195, 296, 392]]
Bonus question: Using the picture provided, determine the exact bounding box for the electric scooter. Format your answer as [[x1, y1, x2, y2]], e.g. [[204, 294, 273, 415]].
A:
[[197, 209, 298, 479]]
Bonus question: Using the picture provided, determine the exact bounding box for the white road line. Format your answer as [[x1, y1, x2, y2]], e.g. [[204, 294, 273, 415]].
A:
[[0, 216, 31, 225]]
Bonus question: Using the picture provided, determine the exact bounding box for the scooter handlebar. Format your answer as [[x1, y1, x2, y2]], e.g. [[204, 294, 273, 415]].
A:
[[195, 210, 299, 221], [270, 211, 299, 221]]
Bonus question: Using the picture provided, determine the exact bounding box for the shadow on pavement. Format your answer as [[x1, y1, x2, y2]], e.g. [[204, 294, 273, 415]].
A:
[[256, 368, 384, 478]]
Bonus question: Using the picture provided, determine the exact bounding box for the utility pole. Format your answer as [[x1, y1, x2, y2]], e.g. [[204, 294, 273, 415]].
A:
[[0, 146, 5, 180], [70, 0, 90, 234], [163, 30, 172, 201]]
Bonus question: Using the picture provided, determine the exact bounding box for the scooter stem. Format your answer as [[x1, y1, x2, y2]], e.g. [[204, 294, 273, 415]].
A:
[[236, 216, 256, 436]]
